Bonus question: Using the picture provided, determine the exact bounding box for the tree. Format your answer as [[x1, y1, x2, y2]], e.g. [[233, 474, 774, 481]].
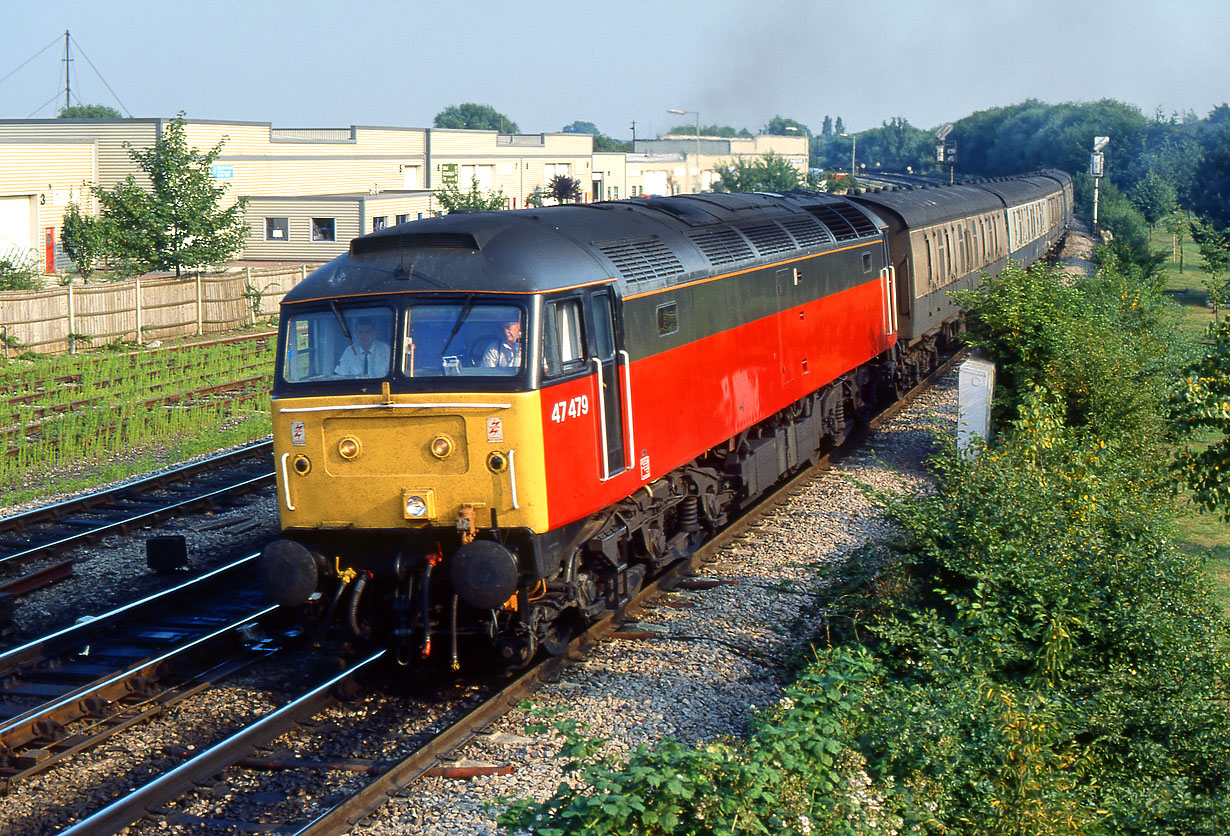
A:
[[60, 202, 105, 275], [821, 115, 833, 137], [711, 153, 802, 193], [1129, 171, 1177, 229], [433, 103, 519, 133], [763, 115, 810, 136], [90, 112, 248, 276], [58, 104, 123, 119], [1173, 317, 1230, 520], [834, 116, 845, 135], [547, 174, 582, 205], [668, 123, 742, 138], [562, 120, 631, 152], [1190, 217, 1230, 309], [433, 178, 507, 214], [562, 120, 600, 135]]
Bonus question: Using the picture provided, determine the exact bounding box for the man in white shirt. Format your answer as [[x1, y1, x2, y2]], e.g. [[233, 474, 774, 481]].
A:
[[479, 319, 522, 369], [335, 319, 391, 378]]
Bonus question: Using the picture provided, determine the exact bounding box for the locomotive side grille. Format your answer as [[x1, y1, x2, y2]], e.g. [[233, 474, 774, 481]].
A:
[[779, 215, 832, 248], [738, 221, 797, 256], [596, 238, 686, 283], [687, 227, 755, 266]]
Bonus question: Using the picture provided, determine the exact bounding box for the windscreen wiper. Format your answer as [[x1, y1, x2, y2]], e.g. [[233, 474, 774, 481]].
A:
[[331, 300, 354, 346], [439, 294, 475, 358]]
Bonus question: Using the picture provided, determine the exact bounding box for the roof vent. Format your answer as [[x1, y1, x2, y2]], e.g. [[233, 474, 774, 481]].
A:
[[595, 237, 685, 284]]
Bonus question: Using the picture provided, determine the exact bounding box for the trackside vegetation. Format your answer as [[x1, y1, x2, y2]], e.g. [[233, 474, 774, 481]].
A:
[[497, 254, 1230, 835], [0, 337, 273, 506]]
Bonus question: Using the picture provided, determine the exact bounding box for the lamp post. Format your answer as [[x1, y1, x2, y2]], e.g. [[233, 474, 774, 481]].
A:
[[668, 108, 701, 193], [841, 132, 856, 186]]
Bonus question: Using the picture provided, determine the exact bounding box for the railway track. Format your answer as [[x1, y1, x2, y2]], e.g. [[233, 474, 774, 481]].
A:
[[0, 441, 275, 592], [0, 555, 291, 791], [38, 350, 966, 836]]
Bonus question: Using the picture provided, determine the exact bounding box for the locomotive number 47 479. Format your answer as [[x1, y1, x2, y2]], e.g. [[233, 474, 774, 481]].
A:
[[550, 395, 589, 423]]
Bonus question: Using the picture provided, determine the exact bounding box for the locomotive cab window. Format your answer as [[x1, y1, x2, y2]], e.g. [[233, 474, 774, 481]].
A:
[[541, 298, 586, 377], [282, 305, 395, 383], [403, 302, 525, 378]]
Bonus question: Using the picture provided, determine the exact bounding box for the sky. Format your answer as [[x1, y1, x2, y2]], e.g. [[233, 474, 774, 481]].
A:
[[2, 0, 1227, 138]]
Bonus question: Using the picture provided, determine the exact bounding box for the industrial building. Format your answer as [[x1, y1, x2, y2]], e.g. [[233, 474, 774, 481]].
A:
[[0, 116, 808, 272]]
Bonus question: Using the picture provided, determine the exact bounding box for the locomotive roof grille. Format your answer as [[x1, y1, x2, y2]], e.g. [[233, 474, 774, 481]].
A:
[[738, 221, 797, 256], [778, 215, 832, 247], [595, 237, 686, 284], [688, 227, 755, 266], [350, 231, 480, 257], [804, 203, 878, 241]]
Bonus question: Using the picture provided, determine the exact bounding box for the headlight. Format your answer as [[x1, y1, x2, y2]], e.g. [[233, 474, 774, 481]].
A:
[[405, 495, 428, 518], [430, 434, 454, 459]]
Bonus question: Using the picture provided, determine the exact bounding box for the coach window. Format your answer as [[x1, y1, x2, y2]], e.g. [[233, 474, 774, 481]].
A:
[[311, 218, 336, 242], [862, 252, 872, 273], [541, 298, 586, 378], [265, 217, 289, 242]]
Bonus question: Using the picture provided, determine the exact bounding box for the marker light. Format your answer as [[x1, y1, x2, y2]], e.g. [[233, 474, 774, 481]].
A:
[[430, 435, 454, 459], [405, 495, 428, 518], [338, 437, 361, 459]]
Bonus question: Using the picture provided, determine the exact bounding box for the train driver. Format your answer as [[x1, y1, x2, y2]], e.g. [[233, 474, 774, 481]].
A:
[[478, 319, 522, 369], [335, 319, 392, 378]]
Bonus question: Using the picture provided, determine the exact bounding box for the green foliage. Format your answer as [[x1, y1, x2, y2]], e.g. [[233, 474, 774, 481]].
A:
[[60, 202, 104, 276], [89, 113, 248, 276], [712, 152, 803, 193], [953, 258, 1178, 459], [561, 121, 631, 152], [432, 178, 507, 214], [499, 650, 882, 836], [1189, 217, 1230, 309], [433, 102, 518, 133], [668, 123, 750, 138], [763, 115, 810, 136], [547, 174, 582, 205], [57, 103, 123, 119], [0, 252, 43, 290], [812, 117, 931, 173], [1189, 105, 1230, 227], [857, 392, 1230, 834], [1173, 317, 1230, 520], [1130, 171, 1178, 228]]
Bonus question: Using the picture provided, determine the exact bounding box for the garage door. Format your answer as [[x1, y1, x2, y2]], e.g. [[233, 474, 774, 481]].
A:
[[0, 196, 33, 259]]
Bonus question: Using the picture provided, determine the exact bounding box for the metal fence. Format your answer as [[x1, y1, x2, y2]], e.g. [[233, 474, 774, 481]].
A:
[[0, 266, 311, 354]]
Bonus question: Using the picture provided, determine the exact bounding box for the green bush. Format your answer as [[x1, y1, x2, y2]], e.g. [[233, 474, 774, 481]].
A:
[[0, 252, 43, 290]]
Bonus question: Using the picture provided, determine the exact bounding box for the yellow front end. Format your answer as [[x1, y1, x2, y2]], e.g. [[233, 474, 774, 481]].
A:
[[271, 391, 549, 535]]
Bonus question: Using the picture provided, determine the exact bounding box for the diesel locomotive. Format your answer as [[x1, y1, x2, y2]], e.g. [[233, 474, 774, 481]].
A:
[[259, 170, 1073, 668]]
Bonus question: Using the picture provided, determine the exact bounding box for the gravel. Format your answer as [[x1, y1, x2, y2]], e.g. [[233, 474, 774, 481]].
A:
[[352, 369, 958, 836], [0, 368, 959, 835]]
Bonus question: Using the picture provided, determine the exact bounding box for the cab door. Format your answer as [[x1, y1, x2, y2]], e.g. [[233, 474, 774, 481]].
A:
[[588, 287, 628, 479]]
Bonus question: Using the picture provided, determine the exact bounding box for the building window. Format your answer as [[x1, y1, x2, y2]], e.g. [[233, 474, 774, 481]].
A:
[[311, 218, 336, 242], [372, 216, 387, 232], [265, 217, 289, 242], [396, 214, 409, 225]]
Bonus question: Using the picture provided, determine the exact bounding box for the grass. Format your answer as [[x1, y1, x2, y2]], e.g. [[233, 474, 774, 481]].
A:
[[1150, 224, 1230, 613], [0, 335, 273, 510]]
